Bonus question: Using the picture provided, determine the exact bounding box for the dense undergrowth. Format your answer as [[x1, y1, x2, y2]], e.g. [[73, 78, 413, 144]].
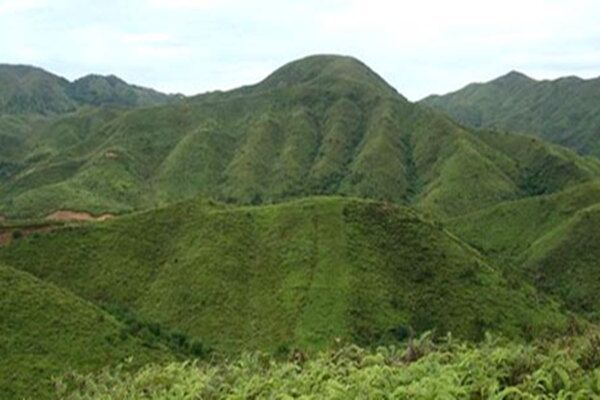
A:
[[60, 331, 600, 399]]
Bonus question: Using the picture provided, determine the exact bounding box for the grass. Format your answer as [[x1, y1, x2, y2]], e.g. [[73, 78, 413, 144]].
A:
[[0, 264, 171, 400], [0, 197, 569, 357]]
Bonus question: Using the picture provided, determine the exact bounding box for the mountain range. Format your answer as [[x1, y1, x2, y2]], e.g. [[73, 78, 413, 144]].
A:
[[1, 55, 600, 399], [422, 71, 600, 157]]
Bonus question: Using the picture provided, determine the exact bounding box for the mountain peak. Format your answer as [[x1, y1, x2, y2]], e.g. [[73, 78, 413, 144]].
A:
[[258, 54, 400, 97], [493, 70, 535, 85], [73, 74, 127, 87]]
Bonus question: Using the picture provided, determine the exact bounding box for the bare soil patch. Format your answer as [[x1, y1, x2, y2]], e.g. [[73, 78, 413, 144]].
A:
[[45, 210, 115, 222]]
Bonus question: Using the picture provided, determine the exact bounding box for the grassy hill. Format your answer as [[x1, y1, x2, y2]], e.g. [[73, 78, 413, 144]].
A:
[[448, 181, 600, 321], [0, 64, 175, 116], [421, 71, 600, 157], [2, 55, 600, 220], [0, 264, 171, 400], [520, 204, 600, 320], [0, 197, 569, 356], [3, 54, 600, 399], [67, 74, 177, 107]]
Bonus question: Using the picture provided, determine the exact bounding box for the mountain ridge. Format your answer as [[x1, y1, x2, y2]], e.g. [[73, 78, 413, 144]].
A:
[[421, 70, 600, 156], [0, 63, 178, 115], [3, 55, 600, 220]]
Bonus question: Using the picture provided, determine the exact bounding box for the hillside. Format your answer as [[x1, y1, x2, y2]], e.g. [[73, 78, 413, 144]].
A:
[[0, 65, 77, 115], [0, 264, 171, 400], [0, 197, 568, 355], [0, 64, 175, 116], [3, 53, 600, 400], [421, 71, 600, 157], [2, 55, 600, 220], [67, 74, 176, 107], [520, 204, 600, 320], [448, 181, 600, 321]]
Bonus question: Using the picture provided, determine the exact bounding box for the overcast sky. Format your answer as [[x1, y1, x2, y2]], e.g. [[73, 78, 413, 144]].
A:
[[1, 0, 599, 100]]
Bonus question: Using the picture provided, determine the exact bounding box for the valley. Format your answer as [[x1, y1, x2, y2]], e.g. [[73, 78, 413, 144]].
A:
[[1, 54, 600, 399]]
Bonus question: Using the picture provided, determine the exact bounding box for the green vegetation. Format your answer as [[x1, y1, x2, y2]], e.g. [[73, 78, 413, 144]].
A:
[[422, 71, 600, 157], [0, 64, 175, 116], [2, 56, 600, 220], [2, 54, 600, 399], [448, 181, 600, 321], [61, 331, 600, 399], [0, 265, 171, 400], [0, 197, 569, 356]]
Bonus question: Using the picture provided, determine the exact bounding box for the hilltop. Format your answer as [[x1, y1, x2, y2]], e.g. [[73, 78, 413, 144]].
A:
[[421, 71, 600, 157], [0, 64, 176, 116], [2, 55, 600, 220]]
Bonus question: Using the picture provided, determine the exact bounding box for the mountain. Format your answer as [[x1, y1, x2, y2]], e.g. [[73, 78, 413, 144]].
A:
[[0, 197, 568, 355], [0, 264, 170, 400], [448, 181, 600, 320], [0, 64, 176, 116], [421, 71, 600, 156], [67, 74, 175, 107], [2, 55, 600, 220], [0, 65, 77, 115], [2, 54, 600, 399]]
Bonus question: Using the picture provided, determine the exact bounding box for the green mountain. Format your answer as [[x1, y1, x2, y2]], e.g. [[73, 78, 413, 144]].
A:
[[0, 197, 568, 356], [448, 181, 600, 320], [2, 54, 600, 399], [2, 55, 600, 220], [0, 64, 175, 116], [421, 71, 600, 156], [0, 264, 170, 400], [67, 74, 176, 107], [0, 65, 77, 115]]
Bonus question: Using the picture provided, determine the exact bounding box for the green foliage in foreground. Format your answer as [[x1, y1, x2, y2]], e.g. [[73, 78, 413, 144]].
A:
[[60, 332, 600, 399]]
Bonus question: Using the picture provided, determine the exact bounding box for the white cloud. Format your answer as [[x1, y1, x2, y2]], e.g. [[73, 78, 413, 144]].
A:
[[121, 32, 173, 44], [0, 0, 49, 16], [147, 0, 221, 9], [1, 0, 599, 99]]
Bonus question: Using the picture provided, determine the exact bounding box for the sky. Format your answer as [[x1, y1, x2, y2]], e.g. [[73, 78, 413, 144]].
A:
[[1, 0, 599, 100]]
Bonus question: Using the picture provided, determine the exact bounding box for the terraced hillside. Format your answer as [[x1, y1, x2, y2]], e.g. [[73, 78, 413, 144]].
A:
[[2, 56, 600, 220]]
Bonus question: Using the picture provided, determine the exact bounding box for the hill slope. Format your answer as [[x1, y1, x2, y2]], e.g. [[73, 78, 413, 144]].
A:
[[2, 55, 600, 219], [0, 197, 568, 354], [448, 181, 600, 320], [421, 71, 600, 156], [0, 264, 170, 400], [0, 64, 175, 116]]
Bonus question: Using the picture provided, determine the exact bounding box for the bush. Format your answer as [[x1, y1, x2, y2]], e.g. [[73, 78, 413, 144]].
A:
[[58, 331, 600, 399]]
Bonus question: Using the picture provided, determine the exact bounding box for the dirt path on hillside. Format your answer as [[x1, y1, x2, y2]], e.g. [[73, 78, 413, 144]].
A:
[[45, 210, 115, 222]]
